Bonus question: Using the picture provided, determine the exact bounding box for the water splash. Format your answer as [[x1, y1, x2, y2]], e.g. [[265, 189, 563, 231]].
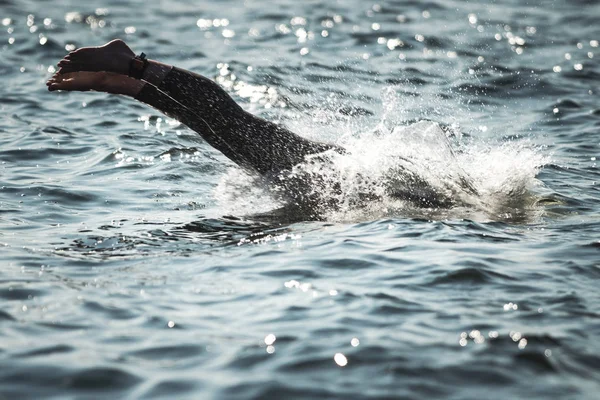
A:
[[211, 71, 549, 223], [214, 117, 548, 223]]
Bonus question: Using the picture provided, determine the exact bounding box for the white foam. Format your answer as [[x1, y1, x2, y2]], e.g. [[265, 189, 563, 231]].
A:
[[213, 93, 549, 222]]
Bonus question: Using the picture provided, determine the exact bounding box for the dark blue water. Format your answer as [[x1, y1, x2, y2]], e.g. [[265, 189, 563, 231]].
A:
[[1, 0, 600, 398]]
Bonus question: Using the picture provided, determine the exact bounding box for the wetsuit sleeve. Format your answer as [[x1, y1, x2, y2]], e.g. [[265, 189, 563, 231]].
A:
[[136, 67, 341, 175]]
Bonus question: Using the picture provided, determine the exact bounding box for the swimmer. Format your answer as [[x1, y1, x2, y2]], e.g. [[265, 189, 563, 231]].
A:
[[47, 39, 342, 177], [47, 40, 476, 213]]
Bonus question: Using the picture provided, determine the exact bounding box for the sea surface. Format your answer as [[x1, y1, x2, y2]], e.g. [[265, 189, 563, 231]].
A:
[[1, 0, 599, 398]]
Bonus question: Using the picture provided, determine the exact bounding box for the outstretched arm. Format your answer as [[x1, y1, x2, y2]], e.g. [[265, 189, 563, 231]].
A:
[[50, 40, 343, 175]]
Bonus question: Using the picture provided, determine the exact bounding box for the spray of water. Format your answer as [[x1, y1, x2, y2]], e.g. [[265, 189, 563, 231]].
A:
[[214, 118, 547, 223], [213, 77, 549, 223]]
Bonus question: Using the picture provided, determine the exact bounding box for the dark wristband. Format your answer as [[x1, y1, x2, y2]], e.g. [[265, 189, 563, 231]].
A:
[[129, 52, 149, 79]]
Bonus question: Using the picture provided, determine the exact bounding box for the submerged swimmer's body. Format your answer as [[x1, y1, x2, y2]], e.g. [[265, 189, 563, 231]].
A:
[[47, 40, 478, 216]]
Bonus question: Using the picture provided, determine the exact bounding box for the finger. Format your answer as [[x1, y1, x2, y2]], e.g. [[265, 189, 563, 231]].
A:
[[59, 62, 86, 71], [58, 64, 84, 75]]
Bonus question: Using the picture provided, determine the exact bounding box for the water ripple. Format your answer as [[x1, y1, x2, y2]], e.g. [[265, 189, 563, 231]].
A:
[[2, 0, 600, 399]]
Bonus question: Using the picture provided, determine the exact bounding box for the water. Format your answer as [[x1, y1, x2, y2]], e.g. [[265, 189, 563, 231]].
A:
[[1, 0, 599, 398]]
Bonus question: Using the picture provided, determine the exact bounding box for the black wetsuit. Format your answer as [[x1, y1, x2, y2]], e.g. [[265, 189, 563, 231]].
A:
[[135, 67, 340, 175]]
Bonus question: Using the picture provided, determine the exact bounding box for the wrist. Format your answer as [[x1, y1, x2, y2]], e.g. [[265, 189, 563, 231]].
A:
[[128, 53, 149, 79]]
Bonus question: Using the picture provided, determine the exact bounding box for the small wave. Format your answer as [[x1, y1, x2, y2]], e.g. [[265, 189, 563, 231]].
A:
[[0, 286, 45, 301], [0, 309, 16, 321], [143, 380, 200, 398], [0, 365, 141, 399], [15, 345, 74, 359], [126, 344, 207, 362], [428, 265, 516, 286], [65, 367, 141, 391]]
